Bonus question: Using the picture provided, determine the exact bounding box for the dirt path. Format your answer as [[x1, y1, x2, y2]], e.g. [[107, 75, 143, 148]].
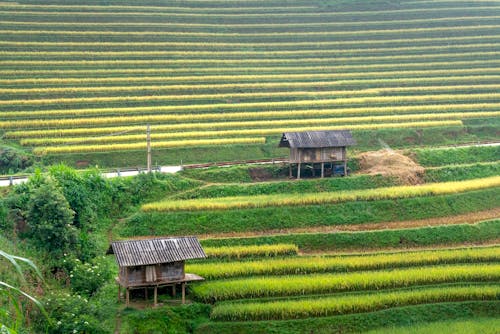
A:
[[198, 208, 500, 240]]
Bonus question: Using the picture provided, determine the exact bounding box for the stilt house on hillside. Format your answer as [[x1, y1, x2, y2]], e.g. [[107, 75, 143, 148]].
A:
[[108, 236, 206, 306], [279, 130, 356, 179]]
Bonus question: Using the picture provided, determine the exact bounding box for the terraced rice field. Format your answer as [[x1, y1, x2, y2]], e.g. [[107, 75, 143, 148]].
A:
[[0, 0, 499, 164]]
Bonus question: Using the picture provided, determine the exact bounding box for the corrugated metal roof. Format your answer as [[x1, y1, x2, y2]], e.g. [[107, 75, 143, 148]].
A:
[[109, 237, 206, 267], [279, 130, 356, 148]]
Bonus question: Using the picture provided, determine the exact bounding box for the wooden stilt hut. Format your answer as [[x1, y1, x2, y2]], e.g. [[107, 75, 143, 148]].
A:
[[279, 130, 356, 179], [108, 236, 206, 306]]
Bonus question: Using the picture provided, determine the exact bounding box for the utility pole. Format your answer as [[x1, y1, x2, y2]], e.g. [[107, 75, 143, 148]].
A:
[[146, 124, 152, 173]]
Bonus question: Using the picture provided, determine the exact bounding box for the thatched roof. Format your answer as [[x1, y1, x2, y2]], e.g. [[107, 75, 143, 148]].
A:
[[109, 237, 206, 267], [279, 130, 356, 148]]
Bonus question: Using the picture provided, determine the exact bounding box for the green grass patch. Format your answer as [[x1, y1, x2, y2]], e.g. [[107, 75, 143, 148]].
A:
[[119, 187, 499, 236], [366, 317, 500, 334], [414, 145, 500, 167]]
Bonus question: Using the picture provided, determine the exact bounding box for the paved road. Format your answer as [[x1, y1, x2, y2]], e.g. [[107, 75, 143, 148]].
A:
[[0, 165, 183, 187]]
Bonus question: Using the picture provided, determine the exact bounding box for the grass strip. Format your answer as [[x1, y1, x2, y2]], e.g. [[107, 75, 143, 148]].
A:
[[203, 244, 298, 260]]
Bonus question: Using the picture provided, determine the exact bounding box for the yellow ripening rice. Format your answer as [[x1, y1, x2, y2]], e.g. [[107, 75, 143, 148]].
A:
[[142, 175, 500, 212]]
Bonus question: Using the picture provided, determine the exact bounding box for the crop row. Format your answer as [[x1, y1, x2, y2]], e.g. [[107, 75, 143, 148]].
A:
[[1, 35, 496, 52], [28, 122, 463, 154], [2, 43, 497, 58], [18, 114, 497, 146], [190, 264, 500, 302], [2, 59, 498, 80], [31, 137, 266, 155], [3, 67, 498, 87], [2, 6, 496, 18], [203, 244, 298, 259], [4, 103, 496, 135], [2, 51, 498, 67], [210, 285, 500, 321], [1, 92, 498, 116], [186, 246, 500, 279], [141, 175, 499, 212]]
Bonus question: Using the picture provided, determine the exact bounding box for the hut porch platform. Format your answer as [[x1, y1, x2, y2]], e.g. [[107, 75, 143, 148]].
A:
[[116, 273, 204, 306]]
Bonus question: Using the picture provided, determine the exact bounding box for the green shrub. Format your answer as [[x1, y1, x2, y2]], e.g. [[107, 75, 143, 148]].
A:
[[69, 256, 113, 297]]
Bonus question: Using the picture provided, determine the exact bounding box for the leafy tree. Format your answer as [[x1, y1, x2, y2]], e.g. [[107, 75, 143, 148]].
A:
[[26, 181, 77, 259]]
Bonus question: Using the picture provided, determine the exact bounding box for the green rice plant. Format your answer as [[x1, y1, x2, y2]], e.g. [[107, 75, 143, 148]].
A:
[[203, 244, 298, 260], [32, 137, 266, 155], [190, 264, 500, 302], [141, 175, 499, 212], [187, 246, 500, 279], [210, 284, 500, 321]]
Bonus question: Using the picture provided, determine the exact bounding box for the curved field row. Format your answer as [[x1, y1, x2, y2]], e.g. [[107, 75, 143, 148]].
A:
[[190, 264, 500, 301], [3, 84, 499, 105], [1, 92, 498, 112], [3, 52, 498, 66], [1, 68, 498, 86], [0, 5, 317, 14], [187, 246, 500, 279], [17, 114, 496, 146], [2, 44, 498, 59], [141, 175, 499, 212], [31, 137, 266, 155], [3, 103, 495, 128], [1, 35, 496, 50], [1, 16, 498, 30], [29, 122, 462, 154], [211, 285, 500, 321], [2, 59, 498, 78], [1, 25, 498, 37], [2, 6, 498, 17]]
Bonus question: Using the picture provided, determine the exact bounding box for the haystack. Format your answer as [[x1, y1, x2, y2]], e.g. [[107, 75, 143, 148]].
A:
[[358, 149, 424, 185]]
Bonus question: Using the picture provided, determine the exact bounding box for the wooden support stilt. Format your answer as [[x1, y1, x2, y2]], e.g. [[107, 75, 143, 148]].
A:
[[154, 286, 158, 306], [172, 285, 176, 297], [117, 285, 121, 301], [289, 163, 292, 178], [321, 162, 324, 178], [126, 288, 130, 306], [297, 163, 301, 179], [181, 283, 186, 304], [312, 164, 316, 177], [145, 288, 148, 300]]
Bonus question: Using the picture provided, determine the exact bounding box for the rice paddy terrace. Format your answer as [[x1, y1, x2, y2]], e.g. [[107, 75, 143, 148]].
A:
[[0, 0, 499, 167]]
